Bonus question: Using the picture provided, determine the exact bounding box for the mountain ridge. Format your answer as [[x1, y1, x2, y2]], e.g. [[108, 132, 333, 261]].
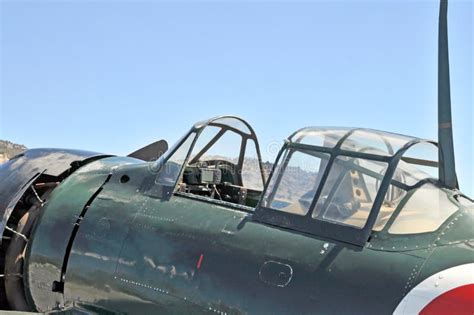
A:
[[0, 140, 27, 163]]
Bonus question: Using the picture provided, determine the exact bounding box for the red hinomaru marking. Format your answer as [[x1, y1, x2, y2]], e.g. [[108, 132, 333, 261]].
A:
[[197, 254, 204, 269], [420, 284, 474, 315]]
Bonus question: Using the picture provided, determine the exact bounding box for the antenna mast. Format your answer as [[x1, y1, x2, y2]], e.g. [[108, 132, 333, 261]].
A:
[[438, 0, 458, 189]]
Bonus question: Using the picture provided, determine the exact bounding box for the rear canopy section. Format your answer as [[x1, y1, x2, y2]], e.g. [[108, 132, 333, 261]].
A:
[[254, 127, 444, 246]]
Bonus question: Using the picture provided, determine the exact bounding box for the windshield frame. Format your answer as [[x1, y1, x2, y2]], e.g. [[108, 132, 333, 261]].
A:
[[150, 116, 266, 200]]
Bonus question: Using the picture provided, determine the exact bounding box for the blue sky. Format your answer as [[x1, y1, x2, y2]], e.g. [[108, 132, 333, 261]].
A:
[[1, 0, 472, 196]]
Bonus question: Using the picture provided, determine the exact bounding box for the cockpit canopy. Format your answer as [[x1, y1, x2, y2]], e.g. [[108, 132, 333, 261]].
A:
[[254, 127, 466, 246], [289, 128, 438, 191], [151, 118, 469, 247], [152, 116, 266, 206]]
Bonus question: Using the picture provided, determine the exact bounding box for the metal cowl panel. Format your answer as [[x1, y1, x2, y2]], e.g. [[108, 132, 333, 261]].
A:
[[0, 148, 110, 240]]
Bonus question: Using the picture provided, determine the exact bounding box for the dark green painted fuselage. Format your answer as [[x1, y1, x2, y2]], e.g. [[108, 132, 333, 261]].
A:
[[24, 157, 474, 314]]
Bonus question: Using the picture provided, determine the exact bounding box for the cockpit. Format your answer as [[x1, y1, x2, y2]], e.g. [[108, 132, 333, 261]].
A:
[[151, 117, 472, 246], [153, 116, 266, 207]]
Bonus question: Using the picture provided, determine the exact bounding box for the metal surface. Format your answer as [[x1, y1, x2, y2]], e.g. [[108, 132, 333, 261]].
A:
[[24, 156, 142, 312], [21, 157, 473, 313], [437, 0, 458, 189], [0, 149, 110, 243], [15, 130, 472, 314], [128, 140, 168, 162]]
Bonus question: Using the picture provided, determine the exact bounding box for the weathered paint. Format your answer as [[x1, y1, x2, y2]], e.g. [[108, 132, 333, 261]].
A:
[[23, 157, 474, 314], [0, 148, 109, 242], [24, 157, 141, 312]]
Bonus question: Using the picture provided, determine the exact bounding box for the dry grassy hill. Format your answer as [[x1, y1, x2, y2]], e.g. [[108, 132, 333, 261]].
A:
[[0, 140, 27, 163]]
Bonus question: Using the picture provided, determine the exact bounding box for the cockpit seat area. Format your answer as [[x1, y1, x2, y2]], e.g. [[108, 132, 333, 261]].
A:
[[181, 161, 262, 207], [161, 116, 266, 208]]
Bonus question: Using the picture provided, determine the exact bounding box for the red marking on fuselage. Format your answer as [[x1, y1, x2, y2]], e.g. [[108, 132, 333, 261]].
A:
[[197, 254, 204, 269], [420, 284, 474, 315]]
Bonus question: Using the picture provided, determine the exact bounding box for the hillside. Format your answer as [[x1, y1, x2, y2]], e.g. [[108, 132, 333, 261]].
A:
[[0, 140, 27, 163], [0, 145, 313, 202]]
